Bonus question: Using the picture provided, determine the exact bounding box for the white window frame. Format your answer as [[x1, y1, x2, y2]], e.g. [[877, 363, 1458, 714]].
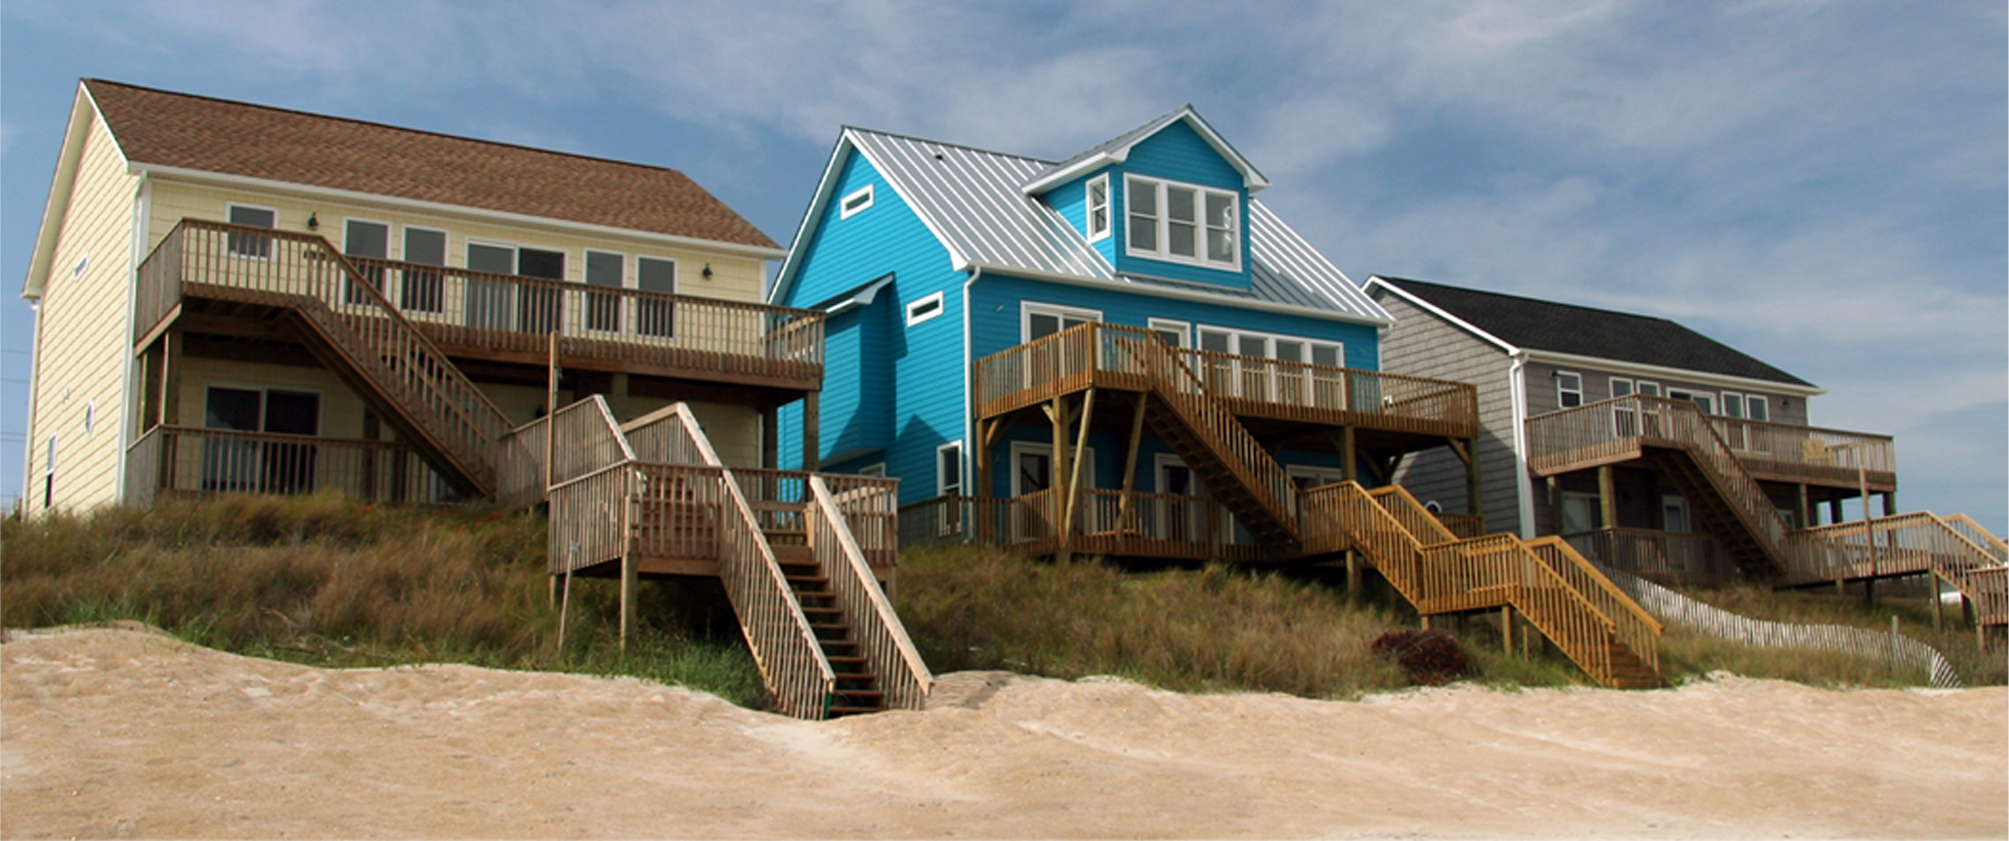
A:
[[1010, 440, 1098, 498], [1084, 174, 1110, 242], [905, 290, 946, 327], [226, 203, 279, 259], [1667, 388, 1713, 415], [1746, 395, 1770, 423], [1123, 173, 1240, 270], [634, 254, 679, 339], [1019, 301, 1102, 343], [1194, 324, 1344, 404], [935, 441, 963, 498], [342, 217, 394, 306], [582, 248, 629, 334], [1636, 380, 1662, 397], [1555, 371, 1584, 409], [857, 462, 886, 478], [397, 225, 451, 314], [840, 184, 875, 219], [1147, 317, 1189, 348]]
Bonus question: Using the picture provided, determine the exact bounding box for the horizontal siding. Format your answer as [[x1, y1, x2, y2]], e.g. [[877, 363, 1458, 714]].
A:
[[26, 114, 139, 514], [1523, 359, 1810, 427], [1109, 121, 1251, 289], [1376, 292, 1523, 533]]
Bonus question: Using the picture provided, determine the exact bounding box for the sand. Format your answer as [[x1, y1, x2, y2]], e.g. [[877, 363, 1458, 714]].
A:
[[2, 625, 2003, 839]]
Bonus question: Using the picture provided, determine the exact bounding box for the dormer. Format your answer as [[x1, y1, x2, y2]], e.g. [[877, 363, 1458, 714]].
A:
[[1024, 106, 1269, 290]]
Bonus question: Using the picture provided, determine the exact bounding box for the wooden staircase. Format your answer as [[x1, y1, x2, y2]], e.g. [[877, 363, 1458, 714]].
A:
[[1304, 481, 1666, 688], [772, 532, 886, 717], [1649, 449, 1778, 574], [1123, 338, 1302, 553]]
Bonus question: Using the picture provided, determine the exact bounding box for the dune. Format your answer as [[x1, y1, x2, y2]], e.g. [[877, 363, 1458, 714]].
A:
[[2, 625, 2003, 839]]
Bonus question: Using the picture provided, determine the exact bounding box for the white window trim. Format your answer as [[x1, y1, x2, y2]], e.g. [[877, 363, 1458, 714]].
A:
[[1555, 371, 1584, 409], [1195, 324, 1342, 366], [1746, 395, 1770, 422], [1085, 173, 1111, 242], [840, 184, 875, 219], [857, 462, 886, 478], [1719, 391, 1747, 420], [1147, 317, 1190, 348], [342, 217, 394, 255], [1636, 380, 1661, 397], [1667, 388, 1714, 415], [633, 254, 679, 339], [905, 290, 946, 327], [1122, 173, 1240, 271], [582, 248, 629, 334], [400, 223, 450, 262], [1019, 301, 1103, 343], [226, 202, 280, 259], [935, 440, 964, 498], [1609, 376, 1635, 397], [1010, 440, 1098, 498]]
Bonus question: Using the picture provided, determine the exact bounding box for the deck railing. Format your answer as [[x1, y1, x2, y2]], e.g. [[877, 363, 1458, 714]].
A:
[[495, 417, 549, 508], [345, 254, 824, 382], [135, 219, 511, 496], [1941, 514, 2008, 567], [1781, 513, 2009, 622], [1527, 395, 1788, 563], [1706, 416, 1896, 483], [1525, 537, 1663, 677], [1561, 527, 1740, 586], [973, 322, 1477, 435], [124, 425, 456, 506], [897, 492, 1262, 558]]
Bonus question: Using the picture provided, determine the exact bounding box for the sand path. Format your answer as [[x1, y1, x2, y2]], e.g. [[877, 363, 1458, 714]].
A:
[[3, 626, 2003, 839]]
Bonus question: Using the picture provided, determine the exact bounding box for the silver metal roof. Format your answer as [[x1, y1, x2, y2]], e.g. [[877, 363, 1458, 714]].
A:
[[842, 126, 1390, 324]]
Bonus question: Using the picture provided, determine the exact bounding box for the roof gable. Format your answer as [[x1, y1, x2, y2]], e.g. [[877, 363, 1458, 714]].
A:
[[82, 79, 778, 250], [1372, 276, 1815, 388], [1022, 105, 1271, 196]]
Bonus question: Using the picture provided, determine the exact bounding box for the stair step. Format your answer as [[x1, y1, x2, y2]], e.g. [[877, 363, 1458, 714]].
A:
[[828, 705, 883, 717]]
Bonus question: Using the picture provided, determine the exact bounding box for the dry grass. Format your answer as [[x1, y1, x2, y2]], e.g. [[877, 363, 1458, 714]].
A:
[[895, 546, 1409, 698], [1662, 582, 2007, 687], [1, 495, 765, 706]]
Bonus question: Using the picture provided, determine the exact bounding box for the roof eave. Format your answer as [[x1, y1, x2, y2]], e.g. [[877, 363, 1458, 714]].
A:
[[1519, 349, 1825, 396], [968, 260, 1392, 328], [1365, 275, 1520, 355], [1021, 107, 1273, 196], [22, 83, 112, 301]]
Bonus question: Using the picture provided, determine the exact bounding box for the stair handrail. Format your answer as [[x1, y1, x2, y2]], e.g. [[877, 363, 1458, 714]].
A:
[[1783, 512, 2009, 623], [545, 396, 636, 490], [1116, 333, 1301, 543], [1939, 514, 2009, 566], [1525, 536, 1662, 676], [662, 403, 836, 719], [809, 476, 933, 710], [496, 416, 550, 507]]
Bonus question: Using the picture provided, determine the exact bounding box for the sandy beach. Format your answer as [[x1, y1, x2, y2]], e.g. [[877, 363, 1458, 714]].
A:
[[3, 625, 2003, 839]]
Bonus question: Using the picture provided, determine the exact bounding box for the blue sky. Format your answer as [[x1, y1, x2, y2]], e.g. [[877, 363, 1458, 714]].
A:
[[3, 1, 2004, 531]]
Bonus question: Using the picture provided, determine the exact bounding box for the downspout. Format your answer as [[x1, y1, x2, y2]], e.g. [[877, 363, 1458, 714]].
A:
[[1508, 350, 1537, 538], [19, 300, 42, 515], [961, 267, 983, 495]]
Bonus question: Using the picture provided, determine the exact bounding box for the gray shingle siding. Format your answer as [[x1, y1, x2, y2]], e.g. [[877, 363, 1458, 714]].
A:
[[1375, 291, 1526, 534]]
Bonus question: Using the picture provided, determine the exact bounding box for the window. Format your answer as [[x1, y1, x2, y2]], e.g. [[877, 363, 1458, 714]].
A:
[[227, 204, 276, 258], [1555, 372, 1583, 408], [1560, 491, 1601, 533], [1747, 396, 1770, 422], [1147, 318, 1189, 348], [1011, 441, 1098, 497], [1720, 392, 1745, 419], [1196, 326, 1343, 405], [840, 184, 875, 219], [202, 386, 322, 494], [72, 254, 88, 278], [343, 219, 390, 305], [1661, 495, 1692, 533], [1085, 175, 1110, 241], [1667, 389, 1713, 415], [857, 463, 886, 478], [1021, 302, 1100, 342], [43, 435, 56, 508], [1636, 380, 1661, 397], [906, 291, 945, 326], [465, 242, 564, 334], [82, 402, 95, 437], [585, 250, 625, 332], [1610, 378, 1638, 435], [936, 441, 963, 498], [636, 256, 677, 338], [400, 227, 448, 313], [1124, 174, 1238, 269], [1610, 377, 1635, 399]]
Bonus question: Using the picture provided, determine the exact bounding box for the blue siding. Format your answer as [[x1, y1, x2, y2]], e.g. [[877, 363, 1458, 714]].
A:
[[776, 148, 972, 506], [1106, 121, 1253, 290], [1043, 170, 1118, 266]]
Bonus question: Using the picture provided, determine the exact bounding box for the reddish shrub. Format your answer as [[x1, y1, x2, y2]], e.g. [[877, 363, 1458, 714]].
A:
[[1371, 629, 1470, 686]]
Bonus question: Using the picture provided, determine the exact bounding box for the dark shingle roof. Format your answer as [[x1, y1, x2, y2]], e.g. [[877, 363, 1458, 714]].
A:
[[84, 79, 778, 250], [1379, 276, 1814, 387]]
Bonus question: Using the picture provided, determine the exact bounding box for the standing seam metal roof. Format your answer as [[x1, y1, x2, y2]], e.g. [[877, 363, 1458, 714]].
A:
[[843, 125, 1386, 323]]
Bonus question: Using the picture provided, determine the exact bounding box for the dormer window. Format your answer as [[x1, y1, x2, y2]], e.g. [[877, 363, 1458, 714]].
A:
[[1085, 174, 1110, 241], [1125, 175, 1237, 269]]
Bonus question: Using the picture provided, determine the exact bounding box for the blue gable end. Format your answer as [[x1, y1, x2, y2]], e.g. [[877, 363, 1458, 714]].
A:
[[775, 144, 971, 504], [1107, 121, 1252, 290]]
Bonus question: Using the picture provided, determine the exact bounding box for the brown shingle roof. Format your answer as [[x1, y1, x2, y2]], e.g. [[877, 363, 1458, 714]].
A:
[[84, 79, 778, 250]]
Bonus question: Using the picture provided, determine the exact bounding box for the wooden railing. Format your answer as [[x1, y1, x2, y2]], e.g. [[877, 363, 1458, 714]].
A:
[[495, 417, 548, 508], [1436, 512, 1487, 540], [809, 476, 931, 711], [973, 322, 1477, 436], [124, 425, 455, 507], [345, 254, 824, 383], [1527, 395, 1788, 565], [1123, 333, 1302, 547], [547, 397, 635, 489], [1781, 512, 2009, 623], [135, 220, 512, 497], [1708, 416, 1895, 482], [1941, 514, 2008, 566], [1300, 481, 1660, 687], [897, 492, 1264, 559], [1561, 527, 1740, 586]]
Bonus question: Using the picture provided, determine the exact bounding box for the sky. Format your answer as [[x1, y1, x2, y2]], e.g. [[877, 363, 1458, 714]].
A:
[[2, 1, 2004, 532]]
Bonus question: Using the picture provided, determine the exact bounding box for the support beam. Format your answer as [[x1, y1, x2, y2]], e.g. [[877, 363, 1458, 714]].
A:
[[1501, 605, 1515, 656], [1598, 466, 1618, 531], [1827, 497, 1844, 526], [802, 391, 820, 472], [161, 331, 182, 426], [1052, 394, 1070, 563], [1060, 388, 1097, 558], [1115, 394, 1148, 548], [1547, 476, 1563, 536], [761, 407, 778, 471], [1463, 439, 1482, 518], [1345, 550, 1361, 603], [1796, 483, 1811, 531], [1339, 426, 1357, 483], [619, 554, 638, 652]]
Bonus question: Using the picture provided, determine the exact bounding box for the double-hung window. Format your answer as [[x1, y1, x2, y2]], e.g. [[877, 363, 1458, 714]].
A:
[[1125, 175, 1238, 269], [1021, 302, 1100, 342], [227, 204, 276, 258], [1610, 377, 1638, 436], [1085, 175, 1110, 241], [1555, 372, 1584, 409]]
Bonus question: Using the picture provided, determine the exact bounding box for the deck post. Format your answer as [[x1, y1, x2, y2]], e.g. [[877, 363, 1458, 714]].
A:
[[1340, 425, 1357, 483], [1115, 394, 1147, 550], [1932, 573, 1945, 632], [1061, 388, 1096, 558], [160, 330, 181, 426], [1464, 438, 1482, 518], [802, 391, 820, 473], [1051, 395, 1070, 563], [761, 407, 778, 470], [1881, 491, 1896, 517], [1547, 476, 1563, 535], [1345, 550, 1361, 602], [1597, 466, 1617, 531], [547, 333, 560, 496], [1501, 605, 1515, 656], [1827, 497, 1843, 526], [619, 553, 638, 652], [1796, 484, 1811, 530]]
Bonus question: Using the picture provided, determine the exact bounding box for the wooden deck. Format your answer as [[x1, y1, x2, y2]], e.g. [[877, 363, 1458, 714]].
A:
[[974, 323, 1479, 441], [1525, 395, 1897, 492]]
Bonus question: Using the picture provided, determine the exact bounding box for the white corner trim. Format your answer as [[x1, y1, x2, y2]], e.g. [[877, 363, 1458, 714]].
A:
[[1508, 351, 1536, 539]]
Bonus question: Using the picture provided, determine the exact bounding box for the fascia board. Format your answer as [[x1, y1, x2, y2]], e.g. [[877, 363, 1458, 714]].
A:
[[769, 135, 854, 304], [131, 164, 787, 259], [1521, 349, 1827, 396], [1365, 275, 1520, 355], [22, 86, 111, 301], [966, 261, 1393, 329]]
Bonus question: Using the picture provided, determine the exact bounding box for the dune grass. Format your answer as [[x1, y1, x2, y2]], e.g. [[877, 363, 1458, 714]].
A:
[[1, 495, 766, 707], [1653, 582, 2006, 687]]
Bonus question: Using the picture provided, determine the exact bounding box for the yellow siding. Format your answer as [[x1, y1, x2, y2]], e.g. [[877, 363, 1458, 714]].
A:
[[24, 114, 140, 515], [145, 180, 768, 304]]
